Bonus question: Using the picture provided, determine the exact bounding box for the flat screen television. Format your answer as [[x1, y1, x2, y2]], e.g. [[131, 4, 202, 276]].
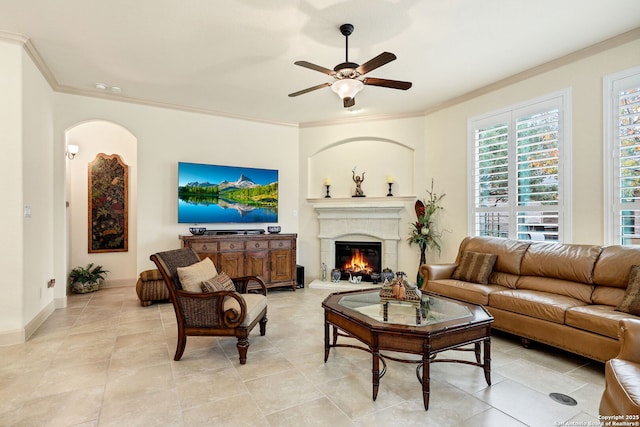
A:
[[178, 162, 278, 224]]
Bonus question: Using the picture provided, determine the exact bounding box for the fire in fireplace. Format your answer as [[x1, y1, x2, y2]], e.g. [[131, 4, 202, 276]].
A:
[[335, 241, 382, 282]]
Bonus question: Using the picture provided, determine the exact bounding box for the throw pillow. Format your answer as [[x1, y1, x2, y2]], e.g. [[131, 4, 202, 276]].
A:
[[451, 251, 498, 285], [201, 272, 236, 293], [616, 265, 640, 315], [176, 257, 218, 293]]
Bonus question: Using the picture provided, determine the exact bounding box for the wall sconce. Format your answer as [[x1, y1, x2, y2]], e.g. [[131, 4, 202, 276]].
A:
[[66, 144, 79, 160]]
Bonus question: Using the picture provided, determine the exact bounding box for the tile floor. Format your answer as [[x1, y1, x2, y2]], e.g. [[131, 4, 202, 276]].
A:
[[0, 285, 606, 426]]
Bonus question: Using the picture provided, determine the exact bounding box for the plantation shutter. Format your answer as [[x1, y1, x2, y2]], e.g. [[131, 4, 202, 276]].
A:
[[515, 108, 560, 241], [470, 92, 568, 241], [473, 120, 510, 238], [612, 73, 640, 244]]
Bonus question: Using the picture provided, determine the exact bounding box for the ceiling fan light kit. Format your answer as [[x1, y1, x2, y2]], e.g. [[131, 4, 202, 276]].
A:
[[331, 79, 363, 107], [289, 23, 412, 108]]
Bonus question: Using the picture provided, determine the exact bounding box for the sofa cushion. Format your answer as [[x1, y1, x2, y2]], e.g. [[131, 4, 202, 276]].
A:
[[201, 272, 236, 292], [565, 305, 632, 339], [516, 276, 594, 304], [427, 279, 508, 305], [616, 265, 640, 315], [489, 289, 587, 324], [592, 286, 626, 307], [459, 236, 531, 277], [593, 245, 640, 288], [451, 251, 497, 285], [520, 242, 601, 284], [176, 257, 218, 292]]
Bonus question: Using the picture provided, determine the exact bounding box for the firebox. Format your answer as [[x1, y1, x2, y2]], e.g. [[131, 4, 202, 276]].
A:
[[335, 241, 382, 282]]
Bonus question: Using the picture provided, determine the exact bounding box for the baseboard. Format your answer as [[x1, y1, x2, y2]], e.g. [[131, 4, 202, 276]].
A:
[[101, 278, 136, 288], [25, 300, 55, 340], [0, 300, 56, 346], [0, 328, 25, 346], [55, 296, 67, 309]]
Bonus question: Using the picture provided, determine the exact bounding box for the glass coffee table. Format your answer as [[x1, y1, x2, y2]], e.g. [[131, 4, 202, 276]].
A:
[[322, 288, 493, 410]]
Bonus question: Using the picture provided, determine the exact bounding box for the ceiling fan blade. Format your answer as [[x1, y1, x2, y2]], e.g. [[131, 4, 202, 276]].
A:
[[288, 82, 331, 97], [363, 77, 412, 90], [355, 52, 396, 75], [294, 61, 335, 76], [343, 97, 356, 108]]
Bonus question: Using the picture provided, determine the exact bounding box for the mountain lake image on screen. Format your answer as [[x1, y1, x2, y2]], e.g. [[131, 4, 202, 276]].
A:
[[178, 162, 278, 223]]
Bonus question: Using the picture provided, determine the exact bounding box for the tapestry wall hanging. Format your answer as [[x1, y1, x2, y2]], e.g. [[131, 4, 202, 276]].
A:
[[88, 153, 128, 253]]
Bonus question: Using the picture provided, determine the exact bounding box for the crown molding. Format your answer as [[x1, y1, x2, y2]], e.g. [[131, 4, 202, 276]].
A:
[[0, 31, 60, 89], [422, 26, 640, 115], [55, 85, 299, 128]]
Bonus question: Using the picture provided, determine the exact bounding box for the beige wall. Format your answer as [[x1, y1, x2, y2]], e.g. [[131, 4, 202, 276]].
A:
[[0, 41, 56, 343], [0, 42, 25, 336], [424, 38, 640, 262]]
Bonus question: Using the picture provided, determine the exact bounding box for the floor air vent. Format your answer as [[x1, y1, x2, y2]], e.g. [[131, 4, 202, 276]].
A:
[[549, 392, 577, 406]]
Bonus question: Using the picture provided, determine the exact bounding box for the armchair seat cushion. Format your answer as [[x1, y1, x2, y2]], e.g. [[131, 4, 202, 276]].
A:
[[224, 293, 267, 327]]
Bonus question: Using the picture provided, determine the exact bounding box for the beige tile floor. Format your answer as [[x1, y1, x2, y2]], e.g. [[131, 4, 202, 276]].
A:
[[0, 285, 606, 426]]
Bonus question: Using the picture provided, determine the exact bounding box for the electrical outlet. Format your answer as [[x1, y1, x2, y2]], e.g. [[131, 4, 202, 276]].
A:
[[47, 279, 55, 288]]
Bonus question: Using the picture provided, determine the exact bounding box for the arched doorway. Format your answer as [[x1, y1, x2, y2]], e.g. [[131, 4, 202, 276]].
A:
[[65, 120, 138, 288]]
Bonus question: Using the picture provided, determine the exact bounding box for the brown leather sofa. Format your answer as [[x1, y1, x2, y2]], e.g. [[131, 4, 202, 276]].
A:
[[419, 236, 640, 362], [599, 318, 640, 416]]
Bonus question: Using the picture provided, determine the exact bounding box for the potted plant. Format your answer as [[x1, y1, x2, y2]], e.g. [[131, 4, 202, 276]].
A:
[[408, 179, 446, 286], [69, 263, 109, 293]]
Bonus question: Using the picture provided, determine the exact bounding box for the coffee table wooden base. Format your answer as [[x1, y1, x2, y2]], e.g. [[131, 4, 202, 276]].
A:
[[324, 324, 491, 410], [322, 291, 493, 411]]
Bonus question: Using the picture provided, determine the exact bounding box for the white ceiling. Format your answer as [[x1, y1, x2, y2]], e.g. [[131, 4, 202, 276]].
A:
[[1, 0, 639, 126]]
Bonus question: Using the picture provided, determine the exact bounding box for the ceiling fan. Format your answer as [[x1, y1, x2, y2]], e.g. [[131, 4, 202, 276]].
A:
[[288, 23, 412, 108]]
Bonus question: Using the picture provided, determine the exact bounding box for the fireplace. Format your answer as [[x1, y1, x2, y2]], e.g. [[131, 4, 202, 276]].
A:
[[335, 241, 382, 282], [314, 202, 405, 282]]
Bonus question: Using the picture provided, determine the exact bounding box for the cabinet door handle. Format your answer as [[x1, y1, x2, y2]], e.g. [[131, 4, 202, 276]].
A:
[[230, 244, 235, 249], [278, 242, 283, 247], [255, 243, 260, 248], [202, 244, 208, 250]]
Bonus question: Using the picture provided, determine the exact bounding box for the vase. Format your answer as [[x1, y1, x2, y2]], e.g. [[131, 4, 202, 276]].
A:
[[417, 242, 427, 287], [71, 281, 100, 293]]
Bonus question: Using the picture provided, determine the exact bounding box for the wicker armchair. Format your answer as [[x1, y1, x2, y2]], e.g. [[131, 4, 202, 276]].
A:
[[150, 248, 268, 364]]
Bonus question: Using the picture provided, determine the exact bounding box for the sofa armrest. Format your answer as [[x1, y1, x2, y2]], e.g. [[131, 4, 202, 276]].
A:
[[419, 263, 457, 282], [617, 318, 640, 363]]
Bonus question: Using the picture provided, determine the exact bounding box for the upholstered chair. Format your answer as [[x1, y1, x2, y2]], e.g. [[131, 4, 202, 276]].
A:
[[150, 248, 267, 364], [599, 318, 640, 416]]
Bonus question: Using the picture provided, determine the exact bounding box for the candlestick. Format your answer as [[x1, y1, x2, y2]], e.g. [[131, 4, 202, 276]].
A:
[[387, 182, 393, 197], [325, 184, 331, 198]]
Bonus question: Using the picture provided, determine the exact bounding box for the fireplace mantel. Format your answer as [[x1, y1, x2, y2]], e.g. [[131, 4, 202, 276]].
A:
[[313, 202, 406, 275]]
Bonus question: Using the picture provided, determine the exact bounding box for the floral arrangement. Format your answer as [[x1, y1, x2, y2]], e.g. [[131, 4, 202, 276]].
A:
[[408, 179, 446, 253]]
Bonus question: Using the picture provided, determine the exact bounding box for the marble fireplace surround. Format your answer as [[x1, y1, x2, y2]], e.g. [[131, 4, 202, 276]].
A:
[[314, 202, 405, 277]]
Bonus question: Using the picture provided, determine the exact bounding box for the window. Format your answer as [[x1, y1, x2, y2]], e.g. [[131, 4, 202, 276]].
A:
[[468, 90, 572, 242], [604, 67, 640, 245]]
